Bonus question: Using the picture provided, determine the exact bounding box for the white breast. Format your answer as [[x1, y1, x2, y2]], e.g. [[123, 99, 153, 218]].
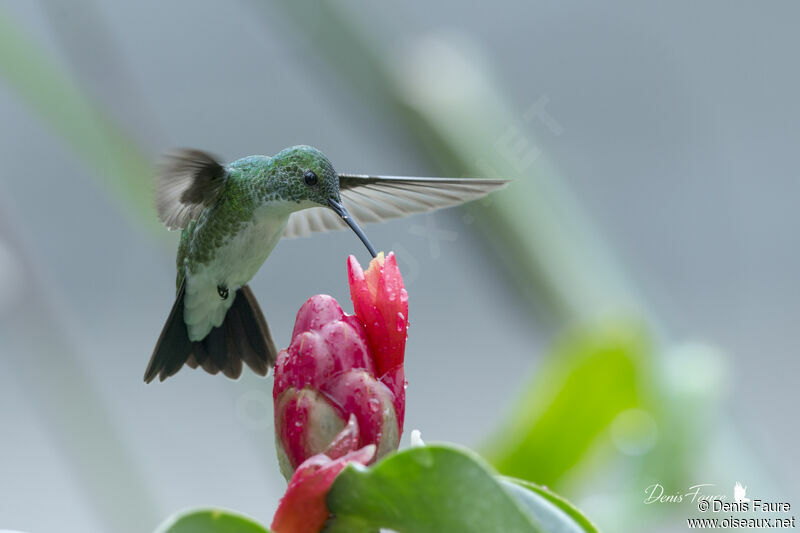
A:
[[183, 207, 290, 341]]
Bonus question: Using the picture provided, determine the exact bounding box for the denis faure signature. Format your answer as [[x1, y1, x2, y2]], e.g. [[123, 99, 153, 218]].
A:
[[643, 483, 727, 505]]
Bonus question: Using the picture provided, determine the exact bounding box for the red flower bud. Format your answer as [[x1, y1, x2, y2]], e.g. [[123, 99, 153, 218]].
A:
[[347, 252, 409, 430], [347, 252, 408, 376], [271, 415, 375, 533], [273, 253, 408, 479]]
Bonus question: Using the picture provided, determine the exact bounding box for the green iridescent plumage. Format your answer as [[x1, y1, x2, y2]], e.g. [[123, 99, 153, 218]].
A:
[[174, 146, 339, 290]]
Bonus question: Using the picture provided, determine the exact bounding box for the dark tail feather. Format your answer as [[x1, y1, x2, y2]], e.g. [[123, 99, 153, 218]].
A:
[[144, 283, 277, 383], [144, 281, 192, 383], [233, 285, 277, 374]]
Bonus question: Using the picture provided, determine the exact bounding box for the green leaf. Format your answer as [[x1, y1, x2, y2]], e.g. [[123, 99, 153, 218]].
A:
[[503, 478, 600, 533], [325, 444, 597, 533], [483, 322, 650, 487], [154, 509, 270, 533]]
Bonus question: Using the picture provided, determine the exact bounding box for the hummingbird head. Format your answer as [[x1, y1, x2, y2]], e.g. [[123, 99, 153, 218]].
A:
[[269, 145, 340, 204], [269, 145, 377, 257]]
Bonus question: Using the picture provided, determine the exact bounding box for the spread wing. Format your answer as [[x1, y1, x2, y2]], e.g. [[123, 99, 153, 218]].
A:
[[283, 175, 508, 238], [156, 149, 228, 230]]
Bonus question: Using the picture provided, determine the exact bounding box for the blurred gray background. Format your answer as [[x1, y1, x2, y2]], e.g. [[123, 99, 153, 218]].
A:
[[1, 1, 798, 532]]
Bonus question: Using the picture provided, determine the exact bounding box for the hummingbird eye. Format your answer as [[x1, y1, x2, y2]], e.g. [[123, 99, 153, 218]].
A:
[[303, 170, 318, 186]]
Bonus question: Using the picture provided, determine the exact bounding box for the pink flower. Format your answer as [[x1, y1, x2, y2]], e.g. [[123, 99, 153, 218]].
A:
[[271, 415, 375, 533], [273, 252, 408, 479]]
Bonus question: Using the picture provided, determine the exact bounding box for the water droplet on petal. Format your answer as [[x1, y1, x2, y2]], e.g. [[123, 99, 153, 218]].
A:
[[368, 397, 380, 413]]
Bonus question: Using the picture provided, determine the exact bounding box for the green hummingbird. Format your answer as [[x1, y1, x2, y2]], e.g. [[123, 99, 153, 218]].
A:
[[144, 145, 507, 383]]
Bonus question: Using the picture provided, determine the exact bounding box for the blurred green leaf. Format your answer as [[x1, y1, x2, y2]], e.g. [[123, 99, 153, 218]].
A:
[[0, 8, 157, 230], [326, 444, 597, 533], [154, 509, 270, 533], [484, 322, 650, 487]]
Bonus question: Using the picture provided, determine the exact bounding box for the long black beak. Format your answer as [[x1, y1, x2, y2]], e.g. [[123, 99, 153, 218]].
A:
[[328, 199, 377, 258]]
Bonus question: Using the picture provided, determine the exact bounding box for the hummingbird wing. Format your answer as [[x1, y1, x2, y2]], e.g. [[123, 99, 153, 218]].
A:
[[156, 149, 227, 230], [283, 175, 508, 238]]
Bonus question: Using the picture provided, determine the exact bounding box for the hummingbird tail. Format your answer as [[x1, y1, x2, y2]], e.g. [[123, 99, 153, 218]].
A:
[[145, 284, 277, 383], [144, 281, 191, 383]]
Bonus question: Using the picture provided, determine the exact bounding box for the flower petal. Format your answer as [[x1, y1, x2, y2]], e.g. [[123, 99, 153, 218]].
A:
[[347, 252, 408, 376], [271, 418, 376, 533], [291, 294, 345, 338], [274, 387, 346, 477], [321, 369, 399, 460]]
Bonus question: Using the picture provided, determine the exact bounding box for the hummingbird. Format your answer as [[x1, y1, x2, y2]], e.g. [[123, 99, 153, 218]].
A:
[[144, 145, 507, 383]]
